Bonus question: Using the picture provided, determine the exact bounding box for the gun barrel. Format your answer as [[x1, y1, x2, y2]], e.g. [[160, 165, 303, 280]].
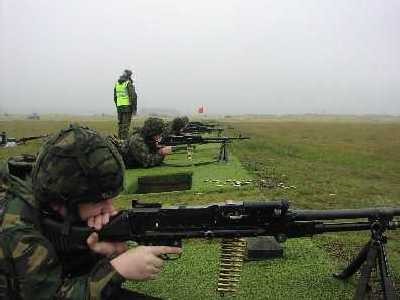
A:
[[293, 207, 400, 221], [319, 221, 400, 232], [161, 135, 249, 146], [200, 136, 250, 142], [188, 121, 219, 128], [16, 134, 48, 144], [171, 145, 188, 152], [183, 126, 223, 132]]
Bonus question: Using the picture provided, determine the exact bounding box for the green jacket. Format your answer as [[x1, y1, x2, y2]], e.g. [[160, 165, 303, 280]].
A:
[[120, 132, 164, 168], [0, 166, 124, 300]]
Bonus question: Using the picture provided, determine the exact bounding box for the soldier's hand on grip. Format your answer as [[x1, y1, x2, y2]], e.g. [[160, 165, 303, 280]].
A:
[[110, 246, 182, 280], [158, 146, 172, 156]]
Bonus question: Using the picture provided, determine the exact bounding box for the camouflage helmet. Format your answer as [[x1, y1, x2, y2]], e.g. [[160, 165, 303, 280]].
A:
[[170, 117, 189, 134], [141, 117, 165, 138], [32, 124, 125, 208], [181, 116, 189, 124]]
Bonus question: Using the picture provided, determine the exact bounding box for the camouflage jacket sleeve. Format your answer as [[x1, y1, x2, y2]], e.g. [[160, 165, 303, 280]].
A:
[[126, 134, 164, 168], [5, 225, 124, 300], [55, 258, 125, 300], [127, 82, 137, 114]]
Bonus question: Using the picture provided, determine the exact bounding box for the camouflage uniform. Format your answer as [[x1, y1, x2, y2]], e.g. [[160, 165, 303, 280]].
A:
[[119, 118, 166, 169], [120, 132, 164, 168], [0, 125, 157, 300], [114, 73, 137, 140], [0, 167, 127, 299]]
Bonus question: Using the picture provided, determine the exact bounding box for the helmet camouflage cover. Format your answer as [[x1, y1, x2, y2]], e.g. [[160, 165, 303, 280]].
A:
[[141, 117, 165, 138], [170, 117, 189, 133], [32, 124, 125, 207], [181, 116, 189, 124]]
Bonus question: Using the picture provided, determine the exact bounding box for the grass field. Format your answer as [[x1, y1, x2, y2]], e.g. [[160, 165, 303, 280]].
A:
[[1, 115, 399, 299], [124, 143, 254, 194]]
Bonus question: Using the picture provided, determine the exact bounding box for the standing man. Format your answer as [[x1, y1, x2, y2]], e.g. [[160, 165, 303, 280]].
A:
[[114, 69, 137, 139]]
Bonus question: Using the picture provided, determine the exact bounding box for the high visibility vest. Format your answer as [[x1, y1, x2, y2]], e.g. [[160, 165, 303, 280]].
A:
[[115, 81, 130, 106]]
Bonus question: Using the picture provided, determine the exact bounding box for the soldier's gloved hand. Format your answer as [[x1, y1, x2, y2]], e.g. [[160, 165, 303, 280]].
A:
[[158, 146, 172, 156], [87, 232, 128, 258], [110, 246, 182, 280]]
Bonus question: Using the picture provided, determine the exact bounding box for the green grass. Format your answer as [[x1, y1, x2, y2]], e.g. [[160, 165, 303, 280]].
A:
[[226, 118, 400, 294], [124, 143, 254, 194], [124, 239, 354, 300], [1, 116, 400, 299], [227, 120, 400, 208]]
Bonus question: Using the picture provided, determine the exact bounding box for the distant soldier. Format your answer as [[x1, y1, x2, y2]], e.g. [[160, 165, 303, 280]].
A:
[[114, 69, 137, 139], [165, 116, 190, 135], [118, 117, 172, 168]]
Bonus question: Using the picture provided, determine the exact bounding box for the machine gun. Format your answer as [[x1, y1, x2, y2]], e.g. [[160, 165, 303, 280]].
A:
[[15, 134, 48, 144], [160, 134, 250, 162], [43, 200, 400, 299], [188, 121, 219, 128], [181, 123, 224, 136], [0, 132, 48, 147]]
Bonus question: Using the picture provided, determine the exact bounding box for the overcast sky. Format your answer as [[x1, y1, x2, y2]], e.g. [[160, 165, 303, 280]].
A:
[[1, 0, 399, 115]]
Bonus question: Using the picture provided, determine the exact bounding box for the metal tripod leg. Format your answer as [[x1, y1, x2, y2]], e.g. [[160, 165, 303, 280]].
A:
[[336, 239, 398, 300], [354, 242, 378, 300], [334, 241, 371, 279], [376, 241, 397, 300]]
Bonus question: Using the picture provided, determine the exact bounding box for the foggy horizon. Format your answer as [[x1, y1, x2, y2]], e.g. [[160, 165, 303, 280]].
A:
[[1, 1, 399, 116]]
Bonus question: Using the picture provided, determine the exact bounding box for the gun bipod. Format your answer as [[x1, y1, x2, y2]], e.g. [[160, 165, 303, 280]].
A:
[[333, 221, 399, 300]]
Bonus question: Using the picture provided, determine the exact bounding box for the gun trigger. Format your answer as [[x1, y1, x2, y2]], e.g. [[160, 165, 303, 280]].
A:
[[160, 254, 169, 260]]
